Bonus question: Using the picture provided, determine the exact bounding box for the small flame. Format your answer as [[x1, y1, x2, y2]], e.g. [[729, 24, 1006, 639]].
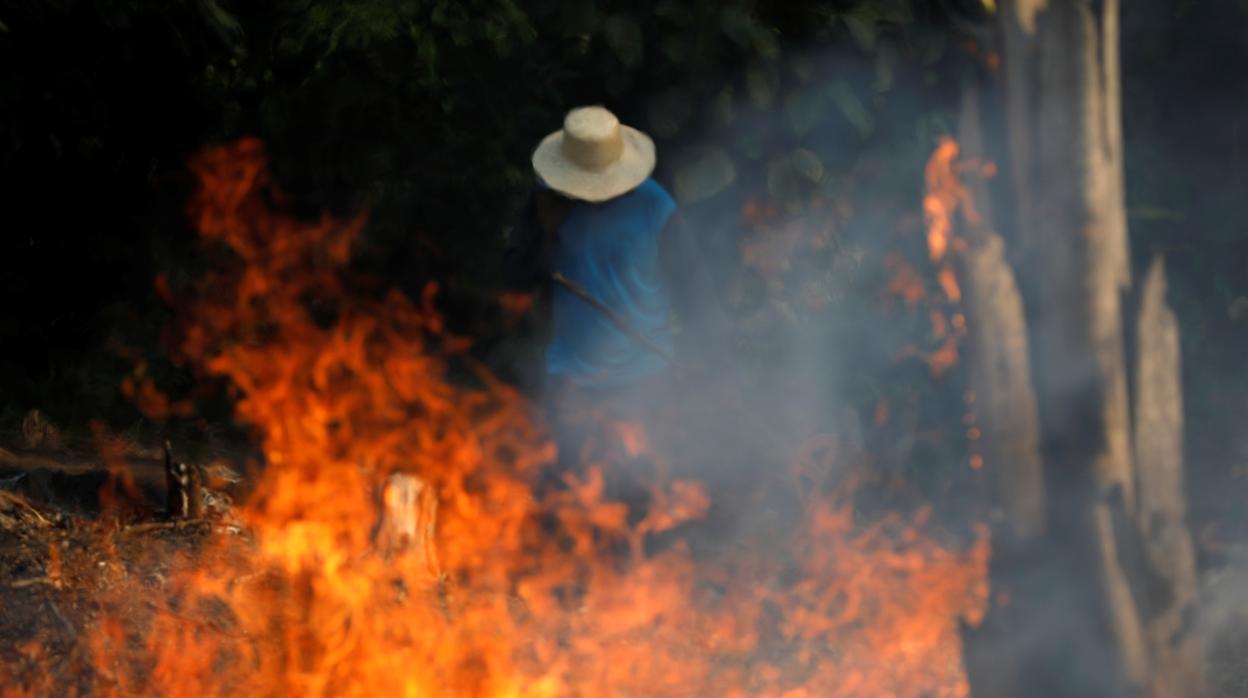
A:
[[937, 268, 962, 304], [922, 137, 982, 266], [923, 138, 960, 263]]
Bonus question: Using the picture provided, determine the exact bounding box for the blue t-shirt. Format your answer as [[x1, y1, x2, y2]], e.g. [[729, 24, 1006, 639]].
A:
[[545, 178, 676, 388]]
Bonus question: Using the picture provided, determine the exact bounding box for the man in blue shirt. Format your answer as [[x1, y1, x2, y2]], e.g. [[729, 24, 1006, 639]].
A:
[[504, 106, 724, 508]]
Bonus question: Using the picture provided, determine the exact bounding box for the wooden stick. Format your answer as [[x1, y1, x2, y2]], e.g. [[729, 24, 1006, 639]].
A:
[[120, 519, 213, 536], [11, 576, 60, 589], [0, 490, 54, 527], [551, 272, 678, 366], [164, 441, 203, 519]]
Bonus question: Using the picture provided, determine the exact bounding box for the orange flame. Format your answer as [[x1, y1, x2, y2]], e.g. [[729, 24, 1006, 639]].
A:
[[2, 139, 991, 697], [923, 139, 959, 263], [937, 268, 962, 304], [922, 137, 981, 267], [914, 137, 980, 375]]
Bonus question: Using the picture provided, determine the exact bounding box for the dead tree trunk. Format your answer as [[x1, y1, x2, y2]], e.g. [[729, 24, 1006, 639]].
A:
[[955, 82, 1047, 698], [955, 84, 1046, 542], [1000, 1, 1147, 692], [992, 1, 1206, 695], [1132, 256, 1206, 697]]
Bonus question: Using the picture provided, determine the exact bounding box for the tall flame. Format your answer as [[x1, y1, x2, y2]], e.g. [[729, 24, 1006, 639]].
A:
[[906, 136, 990, 378], [9, 139, 989, 697], [923, 137, 980, 267]]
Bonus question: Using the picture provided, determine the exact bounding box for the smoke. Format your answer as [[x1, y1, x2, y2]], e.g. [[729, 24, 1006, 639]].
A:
[[501, 18, 1248, 695]]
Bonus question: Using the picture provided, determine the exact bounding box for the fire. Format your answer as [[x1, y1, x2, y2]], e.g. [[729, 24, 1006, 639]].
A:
[[923, 138, 980, 265], [895, 137, 987, 377], [7, 139, 989, 697], [880, 138, 982, 378], [937, 268, 961, 304], [923, 138, 958, 263]]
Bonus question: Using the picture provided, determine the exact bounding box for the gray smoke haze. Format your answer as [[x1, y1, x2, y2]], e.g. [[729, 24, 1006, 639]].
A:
[[487, 17, 1248, 695]]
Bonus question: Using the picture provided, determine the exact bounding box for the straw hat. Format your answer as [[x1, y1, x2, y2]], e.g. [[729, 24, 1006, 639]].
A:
[[531, 106, 655, 202]]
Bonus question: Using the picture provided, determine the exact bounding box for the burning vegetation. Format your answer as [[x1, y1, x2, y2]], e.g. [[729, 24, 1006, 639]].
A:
[[6, 1, 1248, 696], [0, 139, 989, 697]]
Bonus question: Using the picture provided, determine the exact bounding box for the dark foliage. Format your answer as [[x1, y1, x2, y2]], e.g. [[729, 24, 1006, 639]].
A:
[[0, 1, 1244, 529]]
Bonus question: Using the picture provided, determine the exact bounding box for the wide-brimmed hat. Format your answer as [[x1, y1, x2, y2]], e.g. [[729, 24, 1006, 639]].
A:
[[531, 106, 655, 202]]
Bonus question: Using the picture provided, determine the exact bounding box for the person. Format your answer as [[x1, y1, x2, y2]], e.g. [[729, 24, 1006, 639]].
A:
[[503, 105, 725, 511]]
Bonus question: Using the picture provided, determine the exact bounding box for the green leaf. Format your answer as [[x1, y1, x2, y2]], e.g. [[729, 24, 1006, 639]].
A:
[[710, 86, 736, 128], [766, 150, 822, 208], [745, 67, 777, 108], [828, 80, 874, 139], [604, 69, 631, 97], [783, 90, 825, 137], [647, 89, 692, 138], [604, 14, 643, 67], [916, 32, 948, 66], [674, 147, 736, 204], [843, 11, 877, 53], [874, 0, 914, 24], [740, 131, 766, 160], [562, 3, 601, 35], [914, 111, 956, 147], [654, 0, 694, 24], [787, 55, 815, 83], [874, 43, 898, 93], [719, 6, 755, 48], [660, 35, 688, 63], [789, 149, 824, 183], [753, 28, 780, 61]]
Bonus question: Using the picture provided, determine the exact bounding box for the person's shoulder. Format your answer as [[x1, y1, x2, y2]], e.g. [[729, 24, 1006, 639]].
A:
[[630, 177, 676, 211]]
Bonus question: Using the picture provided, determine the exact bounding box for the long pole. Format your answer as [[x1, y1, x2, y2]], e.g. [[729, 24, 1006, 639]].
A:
[[550, 272, 678, 367]]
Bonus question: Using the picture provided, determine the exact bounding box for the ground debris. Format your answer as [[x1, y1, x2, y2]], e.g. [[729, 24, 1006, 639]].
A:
[[0, 489, 59, 529], [0, 431, 252, 696]]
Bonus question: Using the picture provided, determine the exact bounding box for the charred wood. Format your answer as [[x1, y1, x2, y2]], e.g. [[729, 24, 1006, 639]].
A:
[[164, 440, 203, 520]]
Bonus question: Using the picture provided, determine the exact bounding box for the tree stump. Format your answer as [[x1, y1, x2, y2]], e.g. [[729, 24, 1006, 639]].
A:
[[20, 410, 62, 451], [164, 441, 202, 520], [377, 473, 440, 579]]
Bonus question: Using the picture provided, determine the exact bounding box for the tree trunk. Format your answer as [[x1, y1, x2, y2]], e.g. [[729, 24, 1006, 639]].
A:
[[955, 82, 1047, 698], [1002, 0, 1148, 691], [955, 84, 1046, 542], [1132, 256, 1207, 697], [994, 1, 1206, 695]]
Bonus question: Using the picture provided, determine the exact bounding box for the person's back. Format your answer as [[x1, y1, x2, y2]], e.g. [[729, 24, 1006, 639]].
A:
[[546, 177, 676, 389], [504, 106, 726, 397]]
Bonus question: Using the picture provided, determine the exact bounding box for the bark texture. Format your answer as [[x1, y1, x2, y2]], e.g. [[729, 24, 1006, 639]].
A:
[[1000, 2, 1147, 693], [955, 84, 1046, 698], [956, 85, 1046, 542], [990, 1, 1206, 695], [1132, 256, 1206, 697]]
